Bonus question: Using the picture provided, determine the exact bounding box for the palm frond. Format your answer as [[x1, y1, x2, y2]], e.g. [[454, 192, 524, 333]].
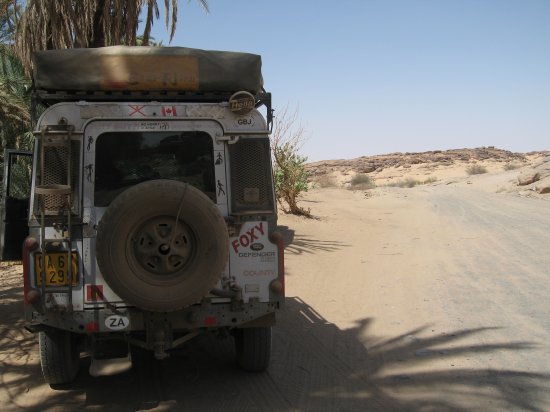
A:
[[194, 0, 209, 14], [15, 0, 211, 74]]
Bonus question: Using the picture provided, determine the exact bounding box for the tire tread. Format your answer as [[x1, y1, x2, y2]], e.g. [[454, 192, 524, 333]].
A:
[[39, 330, 79, 385], [236, 326, 271, 372]]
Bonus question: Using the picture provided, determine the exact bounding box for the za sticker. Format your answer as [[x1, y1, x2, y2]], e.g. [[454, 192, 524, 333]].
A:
[[105, 315, 129, 330]]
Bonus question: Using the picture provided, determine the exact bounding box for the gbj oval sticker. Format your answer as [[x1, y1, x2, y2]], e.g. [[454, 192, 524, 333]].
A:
[[250, 243, 264, 251], [105, 315, 130, 330]]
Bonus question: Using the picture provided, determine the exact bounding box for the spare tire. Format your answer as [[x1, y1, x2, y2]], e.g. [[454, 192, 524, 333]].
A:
[[96, 180, 228, 312]]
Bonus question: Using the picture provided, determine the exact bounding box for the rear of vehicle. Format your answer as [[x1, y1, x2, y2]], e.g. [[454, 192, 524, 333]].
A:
[[2, 47, 284, 385]]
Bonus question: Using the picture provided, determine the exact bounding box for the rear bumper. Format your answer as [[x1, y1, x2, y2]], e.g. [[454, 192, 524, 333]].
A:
[[25, 300, 281, 334]]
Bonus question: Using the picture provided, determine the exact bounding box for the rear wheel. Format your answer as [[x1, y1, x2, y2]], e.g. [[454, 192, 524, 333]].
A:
[[235, 327, 272, 372], [39, 329, 80, 385]]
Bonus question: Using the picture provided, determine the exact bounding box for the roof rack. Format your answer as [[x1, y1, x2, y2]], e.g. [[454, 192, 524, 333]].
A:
[[34, 89, 237, 104]]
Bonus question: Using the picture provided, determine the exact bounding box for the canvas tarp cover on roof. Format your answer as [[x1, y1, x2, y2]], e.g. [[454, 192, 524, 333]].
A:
[[33, 46, 263, 94]]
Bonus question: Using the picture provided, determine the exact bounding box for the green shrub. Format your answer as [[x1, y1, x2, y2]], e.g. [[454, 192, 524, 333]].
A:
[[273, 148, 310, 216], [271, 106, 311, 216]]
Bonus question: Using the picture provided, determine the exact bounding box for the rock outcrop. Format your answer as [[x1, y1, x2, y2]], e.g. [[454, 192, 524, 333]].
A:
[[517, 171, 540, 186], [535, 177, 550, 194], [307, 147, 529, 177], [516, 156, 550, 193]]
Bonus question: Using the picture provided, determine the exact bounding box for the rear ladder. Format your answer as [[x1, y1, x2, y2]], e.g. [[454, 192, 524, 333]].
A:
[[34, 123, 77, 312]]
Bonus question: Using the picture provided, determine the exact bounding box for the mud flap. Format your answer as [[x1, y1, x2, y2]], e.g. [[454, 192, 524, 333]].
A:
[[89, 340, 132, 377]]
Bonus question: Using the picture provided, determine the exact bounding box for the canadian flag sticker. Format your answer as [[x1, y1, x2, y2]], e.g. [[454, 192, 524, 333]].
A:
[[162, 106, 178, 117]]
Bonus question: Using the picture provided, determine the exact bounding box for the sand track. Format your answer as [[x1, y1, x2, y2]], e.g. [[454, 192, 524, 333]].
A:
[[1, 181, 549, 411]]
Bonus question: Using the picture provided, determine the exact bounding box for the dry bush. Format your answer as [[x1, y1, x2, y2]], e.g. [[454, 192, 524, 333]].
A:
[[349, 173, 375, 190], [466, 164, 488, 175], [503, 163, 521, 171], [271, 106, 311, 216], [313, 174, 338, 188], [386, 176, 437, 188], [386, 178, 418, 188]]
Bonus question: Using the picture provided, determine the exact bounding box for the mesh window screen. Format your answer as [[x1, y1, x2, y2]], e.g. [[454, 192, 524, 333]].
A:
[[228, 138, 275, 214], [37, 139, 81, 215]]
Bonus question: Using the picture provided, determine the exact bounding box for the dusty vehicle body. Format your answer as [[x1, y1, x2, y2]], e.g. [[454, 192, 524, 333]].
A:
[[0, 47, 284, 384]]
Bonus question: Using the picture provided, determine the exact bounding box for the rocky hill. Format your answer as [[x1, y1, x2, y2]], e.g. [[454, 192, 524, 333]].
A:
[[306, 147, 550, 196], [306, 147, 532, 177]]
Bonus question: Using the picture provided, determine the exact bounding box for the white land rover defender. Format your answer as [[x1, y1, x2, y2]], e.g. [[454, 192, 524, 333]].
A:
[[0, 47, 284, 385]]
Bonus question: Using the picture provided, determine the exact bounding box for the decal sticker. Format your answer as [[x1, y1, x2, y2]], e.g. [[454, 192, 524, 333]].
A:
[[87, 136, 94, 151], [229, 91, 255, 115], [215, 153, 224, 165], [83, 208, 97, 235], [204, 316, 217, 326], [250, 243, 264, 251], [83, 238, 90, 268], [217, 180, 226, 196], [238, 251, 276, 261], [45, 293, 70, 308], [85, 164, 94, 183], [260, 254, 276, 263], [231, 223, 265, 253], [243, 270, 275, 277], [139, 122, 168, 130], [235, 116, 255, 127], [105, 315, 130, 331], [162, 106, 178, 116], [86, 285, 104, 301], [129, 104, 146, 116], [243, 188, 260, 203]]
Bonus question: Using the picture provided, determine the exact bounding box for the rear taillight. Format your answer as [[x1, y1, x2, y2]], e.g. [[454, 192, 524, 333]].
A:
[[22, 237, 39, 305], [269, 232, 285, 296]]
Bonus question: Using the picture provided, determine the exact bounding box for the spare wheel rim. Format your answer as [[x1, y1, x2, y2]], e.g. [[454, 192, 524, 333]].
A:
[[130, 215, 197, 278]]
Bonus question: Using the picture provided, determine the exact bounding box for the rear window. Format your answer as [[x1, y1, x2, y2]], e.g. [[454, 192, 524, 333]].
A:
[[94, 131, 215, 206]]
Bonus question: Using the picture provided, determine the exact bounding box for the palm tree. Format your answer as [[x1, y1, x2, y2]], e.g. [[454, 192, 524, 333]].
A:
[[0, 0, 31, 152], [15, 0, 209, 74], [0, 0, 19, 43], [1, 0, 209, 152]]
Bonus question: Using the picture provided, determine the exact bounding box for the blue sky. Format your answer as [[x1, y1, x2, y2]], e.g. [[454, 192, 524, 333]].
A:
[[147, 0, 550, 161]]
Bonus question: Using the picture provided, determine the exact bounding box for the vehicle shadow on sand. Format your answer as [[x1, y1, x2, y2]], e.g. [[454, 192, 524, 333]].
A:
[[1, 298, 548, 410], [277, 225, 348, 255], [1, 263, 549, 412]]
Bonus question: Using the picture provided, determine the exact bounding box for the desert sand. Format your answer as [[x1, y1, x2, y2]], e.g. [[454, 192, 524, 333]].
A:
[[1, 149, 549, 411]]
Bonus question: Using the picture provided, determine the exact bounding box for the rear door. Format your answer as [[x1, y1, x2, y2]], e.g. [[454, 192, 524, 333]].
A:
[[0, 150, 33, 261], [81, 119, 228, 307]]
